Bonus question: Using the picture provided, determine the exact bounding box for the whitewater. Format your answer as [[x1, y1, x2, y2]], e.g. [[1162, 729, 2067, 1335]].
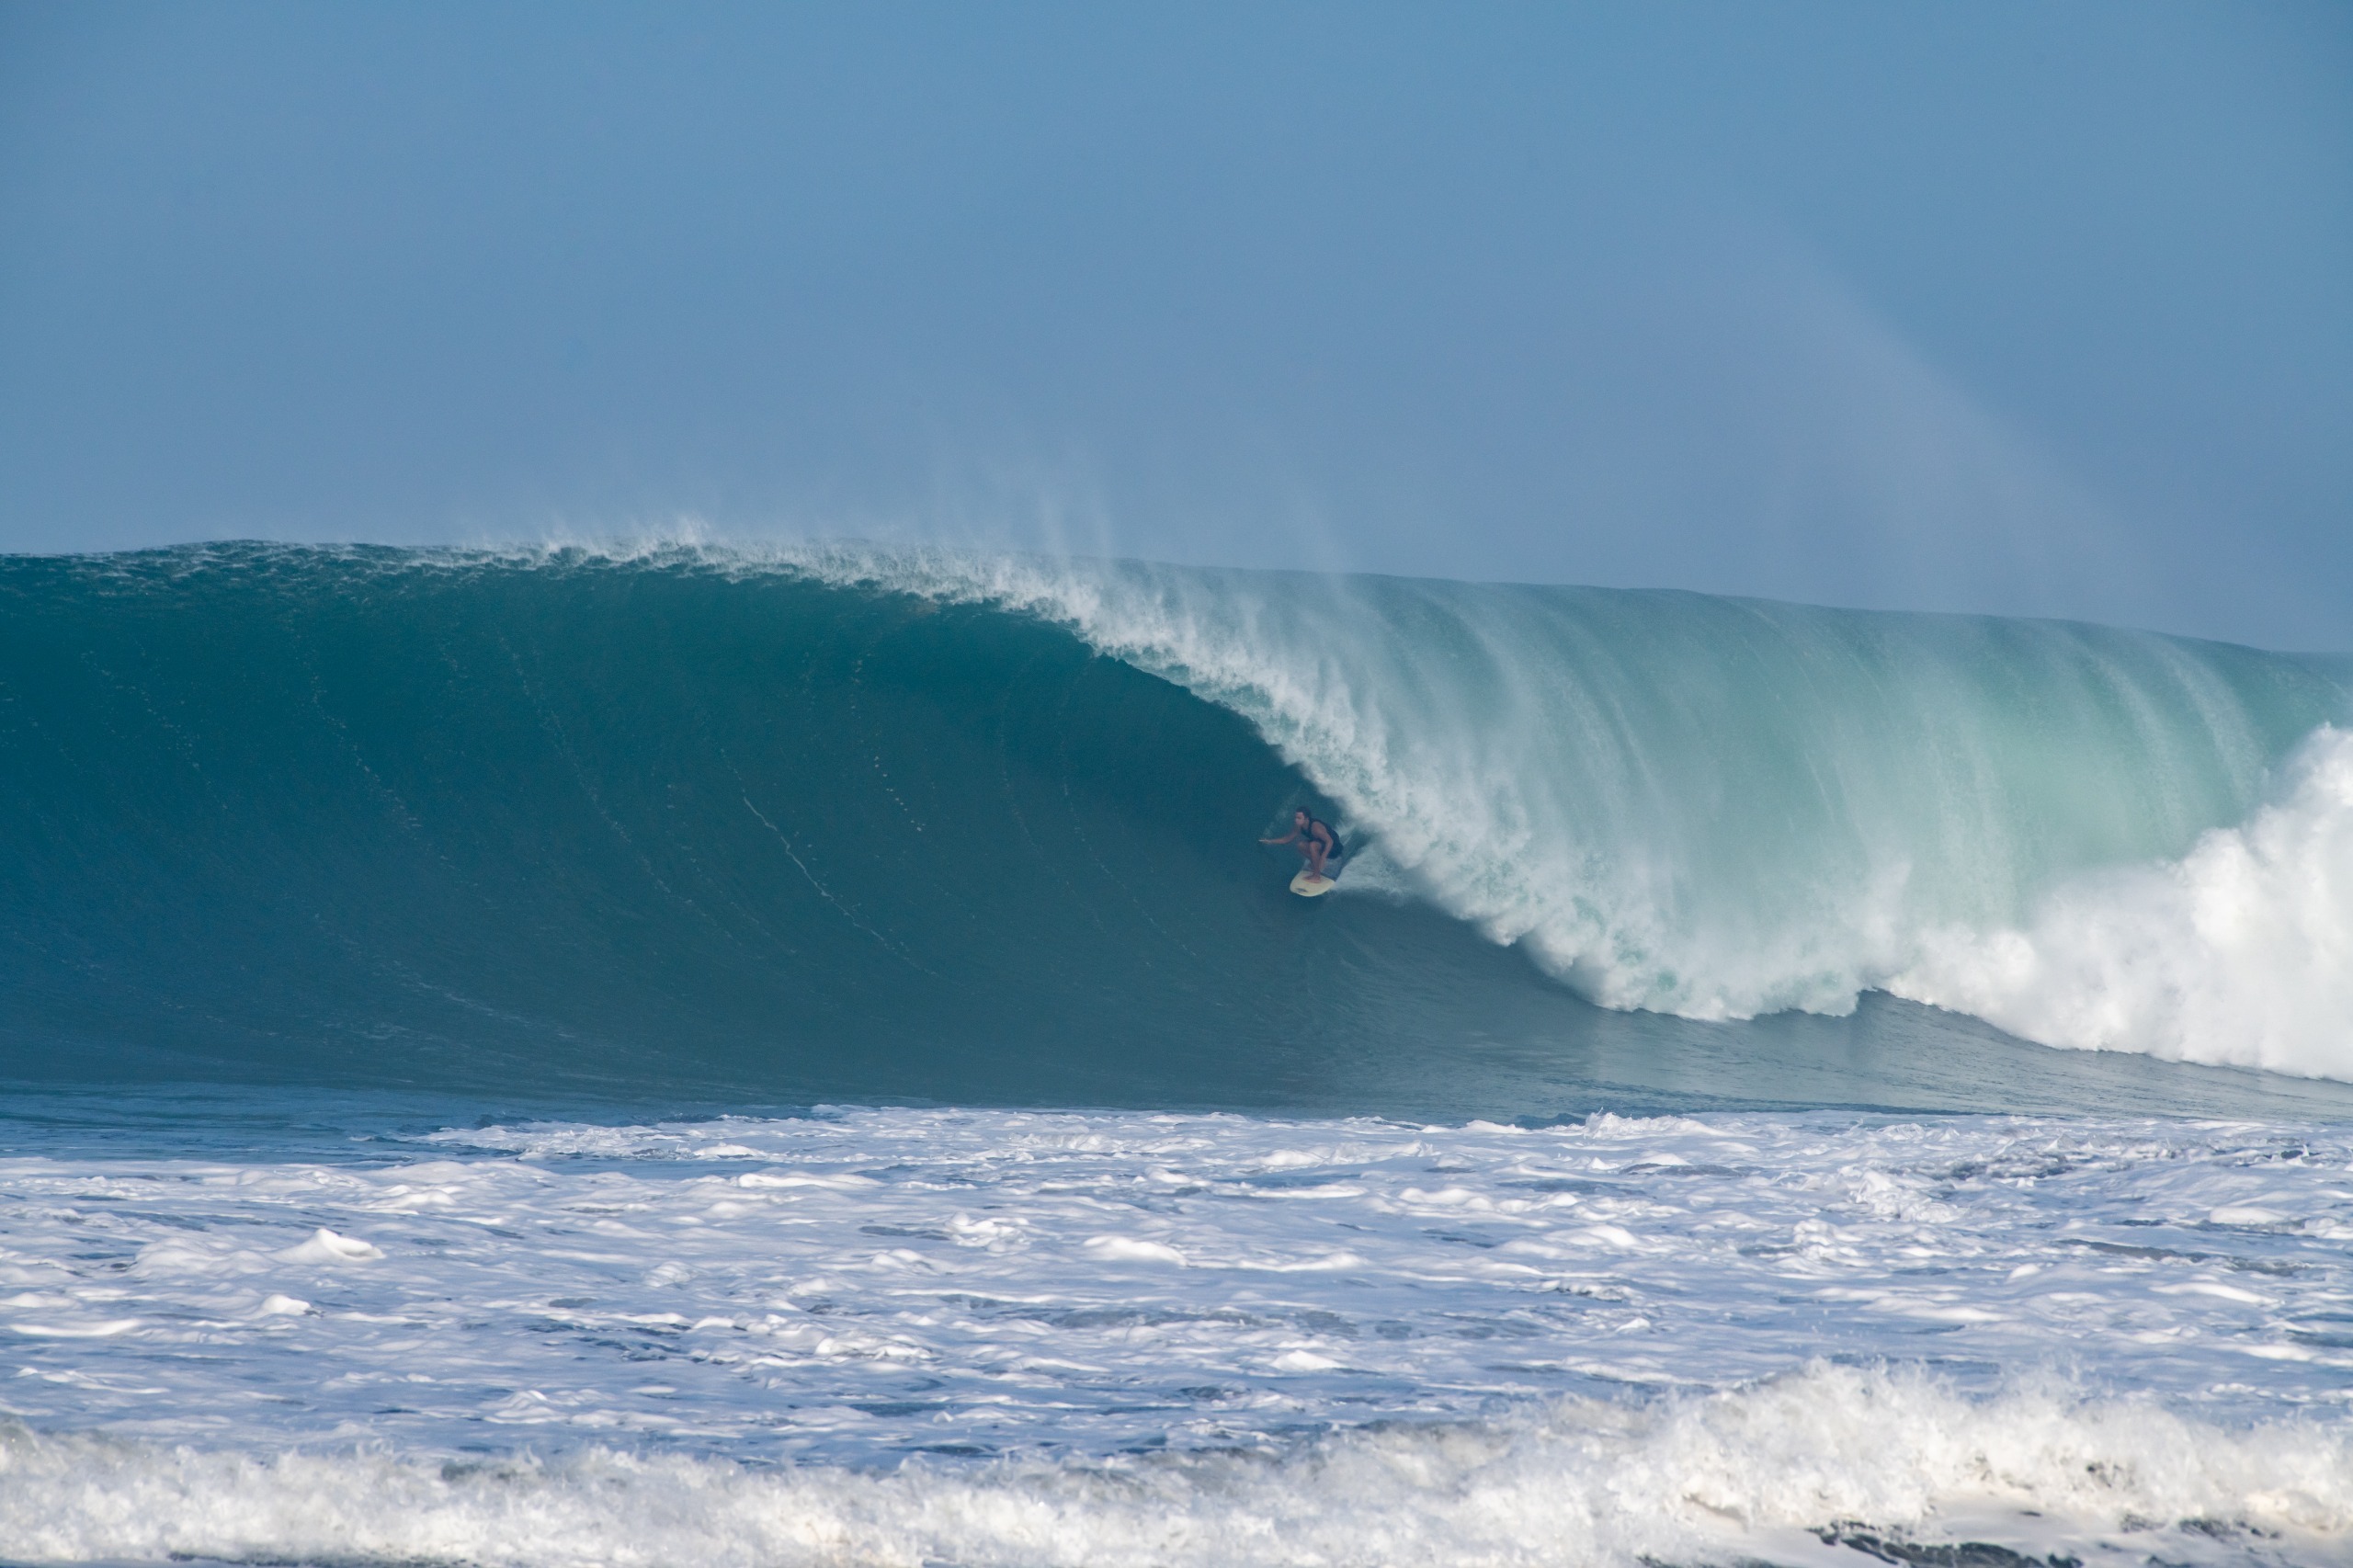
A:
[[4, 540, 2352, 1567], [5, 1105, 2351, 1567]]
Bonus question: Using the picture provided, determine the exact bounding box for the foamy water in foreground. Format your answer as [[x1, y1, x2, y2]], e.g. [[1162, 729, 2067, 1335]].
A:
[[3, 1107, 2348, 1565]]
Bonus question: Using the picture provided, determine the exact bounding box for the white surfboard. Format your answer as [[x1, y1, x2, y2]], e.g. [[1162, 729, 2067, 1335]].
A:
[[1289, 868, 1337, 897]]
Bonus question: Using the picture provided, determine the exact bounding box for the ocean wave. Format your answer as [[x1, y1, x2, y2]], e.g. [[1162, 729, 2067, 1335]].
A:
[[4, 540, 2348, 1094], [3, 1363, 2342, 1567], [774, 543, 2353, 1076], [1892, 726, 2353, 1076]]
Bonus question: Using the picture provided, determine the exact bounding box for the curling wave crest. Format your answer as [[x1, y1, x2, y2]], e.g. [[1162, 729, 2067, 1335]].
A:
[[1893, 726, 2353, 1076], [782, 544, 2353, 1077]]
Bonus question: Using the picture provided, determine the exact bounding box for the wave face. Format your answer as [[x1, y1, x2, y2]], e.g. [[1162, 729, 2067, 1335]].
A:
[[3, 543, 2349, 1105]]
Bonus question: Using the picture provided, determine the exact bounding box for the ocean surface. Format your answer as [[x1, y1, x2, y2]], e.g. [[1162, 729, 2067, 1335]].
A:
[[3, 542, 2351, 1566]]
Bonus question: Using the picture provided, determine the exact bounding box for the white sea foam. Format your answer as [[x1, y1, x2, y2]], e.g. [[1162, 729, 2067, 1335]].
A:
[[2, 1361, 2346, 1568], [1892, 727, 2353, 1077], [750, 542, 2353, 1078], [4, 1105, 2352, 1564]]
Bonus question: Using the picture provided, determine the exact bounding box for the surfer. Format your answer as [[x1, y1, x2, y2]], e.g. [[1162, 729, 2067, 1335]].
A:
[[1262, 809, 1342, 881]]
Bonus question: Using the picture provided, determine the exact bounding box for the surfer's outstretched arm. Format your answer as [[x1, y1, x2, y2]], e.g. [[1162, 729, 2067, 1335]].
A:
[[1264, 809, 1316, 851]]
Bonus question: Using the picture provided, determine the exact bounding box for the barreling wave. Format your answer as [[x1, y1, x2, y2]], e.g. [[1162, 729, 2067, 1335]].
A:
[[785, 542, 2353, 1078], [1, 541, 2347, 1104]]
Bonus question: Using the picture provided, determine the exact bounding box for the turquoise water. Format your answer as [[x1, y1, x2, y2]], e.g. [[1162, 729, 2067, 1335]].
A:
[[5, 543, 2347, 1114]]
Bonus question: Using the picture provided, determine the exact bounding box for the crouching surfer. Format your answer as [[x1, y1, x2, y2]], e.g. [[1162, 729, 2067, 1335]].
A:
[[1262, 809, 1343, 881]]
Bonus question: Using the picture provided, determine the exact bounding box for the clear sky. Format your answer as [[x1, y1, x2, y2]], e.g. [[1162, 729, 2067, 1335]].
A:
[[3, 2, 2347, 647]]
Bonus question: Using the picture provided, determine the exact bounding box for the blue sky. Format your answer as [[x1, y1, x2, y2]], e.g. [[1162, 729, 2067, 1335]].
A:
[[2, 2, 2347, 646]]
